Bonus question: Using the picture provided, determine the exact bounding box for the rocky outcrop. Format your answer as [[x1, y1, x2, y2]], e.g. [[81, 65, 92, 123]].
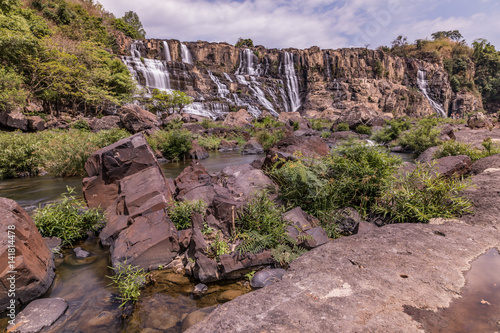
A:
[[122, 40, 457, 121], [186, 222, 499, 333], [471, 153, 500, 175], [0, 198, 55, 309], [118, 105, 159, 133], [467, 111, 492, 129], [432, 155, 472, 178], [88, 115, 122, 132], [7, 298, 68, 333], [0, 110, 28, 132], [264, 135, 330, 167], [450, 92, 483, 117], [223, 109, 253, 128]]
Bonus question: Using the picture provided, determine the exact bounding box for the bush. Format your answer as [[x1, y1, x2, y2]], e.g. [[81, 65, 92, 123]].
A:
[[398, 124, 441, 154], [270, 143, 402, 216], [336, 122, 350, 131], [355, 124, 372, 135], [197, 136, 221, 150], [70, 119, 91, 131], [107, 262, 148, 307], [435, 138, 500, 162], [33, 187, 104, 246], [372, 118, 411, 143], [167, 200, 206, 230], [0, 131, 41, 179], [374, 163, 473, 223], [147, 129, 193, 161], [320, 131, 331, 139], [310, 119, 331, 131], [252, 116, 284, 129], [254, 129, 286, 150]]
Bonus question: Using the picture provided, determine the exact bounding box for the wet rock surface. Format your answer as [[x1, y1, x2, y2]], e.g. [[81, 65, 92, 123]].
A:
[[7, 298, 68, 333]]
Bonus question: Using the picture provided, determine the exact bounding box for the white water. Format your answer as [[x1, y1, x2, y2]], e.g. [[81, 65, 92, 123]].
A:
[[223, 73, 233, 82], [283, 52, 301, 112], [208, 70, 230, 99], [163, 41, 172, 62], [181, 43, 193, 65], [235, 75, 277, 116], [324, 52, 332, 80], [183, 102, 228, 119], [236, 49, 258, 76], [417, 70, 446, 117], [122, 42, 171, 90]]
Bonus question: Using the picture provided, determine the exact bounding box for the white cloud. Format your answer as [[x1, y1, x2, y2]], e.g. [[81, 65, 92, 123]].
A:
[[97, 0, 500, 49]]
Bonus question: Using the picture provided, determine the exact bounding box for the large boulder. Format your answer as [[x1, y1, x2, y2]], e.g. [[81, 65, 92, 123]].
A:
[[189, 140, 209, 160], [223, 109, 253, 128], [7, 298, 67, 333], [88, 116, 122, 132], [217, 164, 275, 200], [432, 155, 472, 178], [461, 168, 500, 227], [241, 139, 264, 155], [415, 146, 440, 163], [264, 135, 329, 168], [83, 133, 167, 210], [467, 112, 492, 129], [0, 198, 55, 309], [0, 110, 28, 132], [119, 105, 159, 133], [471, 153, 500, 175], [27, 116, 46, 132]]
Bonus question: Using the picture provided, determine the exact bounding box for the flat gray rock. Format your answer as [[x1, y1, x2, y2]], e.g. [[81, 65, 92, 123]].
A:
[[186, 222, 498, 333], [8, 298, 67, 333]]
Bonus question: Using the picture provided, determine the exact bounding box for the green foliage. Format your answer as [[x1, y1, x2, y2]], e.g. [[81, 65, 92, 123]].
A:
[[235, 191, 291, 255], [147, 89, 193, 115], [147, 129, 193, 160], [270, 143, 402, 216], [270, 243, 306, 267], [291, 121, 299, 131], [252, 116, 284, 129], [254, 129, 286, 150], [120, 11, 146, 39], [431, 30, 463, 41], [355, 124, 372, 135], [320, 131, 331, 139], [374, 163, 473, 223], [206, 231, 230, 260], [472, 38, 500, 106], [310, 119, 331, 131], [399, 124, 441, 154], [0, 66, 27, 111], [373, 60, 384, 77], [372, 118, 410, 143], [200, 119, 218, 129], [167, 200, 207, 230], [235, 38, 254, 48], [435, 138, 500, 162], [197, 136, 221, 150], [33, 187, 105, 245], [0, 131, 41, 179], [335, 122, 350, 131], [70, 118, 91, 131], [107, 262, 148, 307]]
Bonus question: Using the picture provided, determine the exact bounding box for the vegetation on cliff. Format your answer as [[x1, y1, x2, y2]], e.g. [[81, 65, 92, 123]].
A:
[[0, 0, 139, 115]]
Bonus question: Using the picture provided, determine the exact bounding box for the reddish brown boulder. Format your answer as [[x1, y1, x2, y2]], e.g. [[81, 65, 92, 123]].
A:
[[264, 135, 329, 168], [27, 116, 46, 132], [432, 155, 472, 178], [83, 133, 165, 210], [471, 153, 500, 175], [217, 164, 275, 201], [0, 198, 55, 308], [119, 105, 159, 133], [223, 109, 253, 128], [111, 210, 180, 270], [174, 161, 212, 198], [0, 110, 28, 132], [467, 112, 492, 129], [189, 140, 209, 160], [219, 251, 274, 279], [88, 116, 122, 132]]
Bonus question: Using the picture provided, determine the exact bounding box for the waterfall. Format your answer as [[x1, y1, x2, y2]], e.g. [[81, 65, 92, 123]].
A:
[[181, 43, 193, 65], [236, 49, 257, 76], [283, 52, 301, 112], [208, 70, 230, 99], [235, 75, 277, 116], [122, 42, 171, 90], [324, 52, 332, 80], [183, 102, 228, 119], [223, 73, 233, 82], [417, 70, 446, 117], [163, 41, 172, 62], [278, 79, 291, 113]]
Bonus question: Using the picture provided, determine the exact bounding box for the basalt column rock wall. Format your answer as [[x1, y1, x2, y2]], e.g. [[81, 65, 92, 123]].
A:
[[121, 39, 465, 121]]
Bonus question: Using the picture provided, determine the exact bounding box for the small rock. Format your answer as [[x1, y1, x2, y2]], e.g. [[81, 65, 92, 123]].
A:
[[73, 247, 90, 258], [241, 139, 264, 155], [251, 269, 287, 289], [7, 298, 67, 333], [193, 283, 208, 295]]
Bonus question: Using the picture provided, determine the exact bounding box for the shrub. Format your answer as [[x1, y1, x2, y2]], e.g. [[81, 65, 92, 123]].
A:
[[270, 143, 402, 216], [310, 119, 331, 131], [70, 119, 91, 131], [167, 200, 207, 230], [435, 138, 500, 162], [253, 116, 284, 129], [336, 122, 350, 131], [147, 129, 193, 161], [372, 118, 411, 143], [355, 124, 372, 135], [33, 187, 105, 246], [0, 131, 41, 179], [197, 136, 221, 150], [291, 121, 300, 131], [398, 124, 441, 154], [107, 262, 148, 307], [374, 162, 473, 223], [254, 129, 286, 150], [320, 131, 331, 139]]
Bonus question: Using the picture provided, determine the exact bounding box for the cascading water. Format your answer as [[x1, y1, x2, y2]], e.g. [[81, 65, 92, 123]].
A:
[[208, 70, 230, 99], [122, 42, 171, 90], [163, 41, 172, 62], [324, 52, 332, 80], [283, 52, 301, 112], [181, 43, 193, 65], [417, 70, 446, 117], [223, 73, 233, 82], [236, 49, 258, 76]]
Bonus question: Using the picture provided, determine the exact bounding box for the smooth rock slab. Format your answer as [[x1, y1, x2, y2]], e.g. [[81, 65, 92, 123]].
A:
[[186, 222, 499, 333], [251, 268, 287, 289], [8, 298, 67, 333]]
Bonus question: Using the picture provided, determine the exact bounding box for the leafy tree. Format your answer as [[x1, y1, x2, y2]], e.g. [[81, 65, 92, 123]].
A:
[[472, 38, 500, 105], [148, 89, 193, 114], [0, 66, 28, 111], [120, 11, 145, 39], [431, 30, 463, 41], [235, 38, 254, 48], [0, 0, 18, 15]]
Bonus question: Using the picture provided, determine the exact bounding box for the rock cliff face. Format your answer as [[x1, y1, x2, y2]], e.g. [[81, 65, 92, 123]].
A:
[[121, 39, 459, 120]]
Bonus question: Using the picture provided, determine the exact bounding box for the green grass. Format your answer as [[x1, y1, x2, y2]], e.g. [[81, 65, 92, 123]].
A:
[[167, 200, 207, 230], [197, 136, 222, 150], [107, 262, 148, 307], [147, 129, 193, 161], [33, 187, 105, 246], [435, 138, 500, 162]]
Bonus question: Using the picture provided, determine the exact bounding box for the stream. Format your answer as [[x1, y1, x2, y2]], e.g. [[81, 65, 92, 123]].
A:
[[0, 151, 263, 332]]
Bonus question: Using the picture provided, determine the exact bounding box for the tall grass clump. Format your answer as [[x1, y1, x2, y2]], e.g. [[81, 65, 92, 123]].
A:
[[147, 129, 192, 161], [252, 116, 284, 129], [0, 131, 42, 179], [254, 129, 286, 150], [398, 124, 441, 154], [167, 200, 207, 230], [435, 138, 500, 162], [197, 136, 222, 150], [372, 118, 411, 143], [33, 187, 105, 246], [270, 143, 402, 217], [374, 163, 473, 223], [107, 262, 148, 307]]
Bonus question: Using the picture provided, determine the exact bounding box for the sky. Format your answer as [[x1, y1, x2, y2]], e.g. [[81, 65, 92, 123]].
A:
[[97, 0, 500, 50]]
